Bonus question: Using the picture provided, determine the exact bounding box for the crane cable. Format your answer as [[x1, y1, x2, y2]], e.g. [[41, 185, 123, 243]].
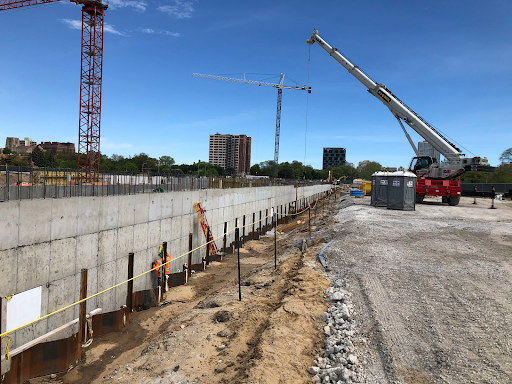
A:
[[304, 44, 311, 167]]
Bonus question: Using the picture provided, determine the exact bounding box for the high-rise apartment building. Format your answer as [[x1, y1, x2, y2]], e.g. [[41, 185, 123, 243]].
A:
[[322, 147, 346, 169], [209, 133, 251, 175], [418, 141, 441, 163]]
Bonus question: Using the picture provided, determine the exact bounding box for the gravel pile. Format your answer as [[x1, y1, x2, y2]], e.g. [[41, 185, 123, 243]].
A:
[[308, 279, 363, 383]]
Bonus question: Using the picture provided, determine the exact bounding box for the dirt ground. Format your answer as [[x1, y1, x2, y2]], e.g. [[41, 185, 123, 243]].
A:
[[29, 195, 338, 384], [27, 193, 512, 384]]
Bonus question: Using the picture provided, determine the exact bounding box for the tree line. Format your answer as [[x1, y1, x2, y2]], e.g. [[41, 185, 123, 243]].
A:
[[250, 160, 383, 181], [2, 146, 510, 182], [0, 149, 227, 176]]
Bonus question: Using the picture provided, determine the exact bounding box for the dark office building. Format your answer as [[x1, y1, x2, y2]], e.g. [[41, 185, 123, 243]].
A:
[[322, 147, 346, 169]]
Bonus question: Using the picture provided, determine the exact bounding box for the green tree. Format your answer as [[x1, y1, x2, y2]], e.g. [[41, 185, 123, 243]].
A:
[[53, 151, 78, 169], [461, 172, 488, 184], [316, 169, 329, 180], [258, 161, 274, 177], [278, 162, 293, 179], [11, 154, 29, 166], [111, 154, 125, 163], [124, 162, 138, 172], [131, 153, 157, 171], [491, 164, 512, 183], [499, 148, 512, 164], [31, 147, 46, 167], [302, 165, 315, 180], [250, 164, 261, 175], [359, 161, 383, 180], [159, 155, 175, 167], [2, 148, 12, 154], [43, 151, 55, 168], [292, 168, 304, 179]]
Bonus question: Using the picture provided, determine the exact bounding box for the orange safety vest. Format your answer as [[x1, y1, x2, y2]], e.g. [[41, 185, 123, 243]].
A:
[[153, 253, 171, 277]]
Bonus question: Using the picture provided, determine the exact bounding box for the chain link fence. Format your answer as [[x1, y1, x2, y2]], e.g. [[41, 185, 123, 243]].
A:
[[0, 166, 325, 202]]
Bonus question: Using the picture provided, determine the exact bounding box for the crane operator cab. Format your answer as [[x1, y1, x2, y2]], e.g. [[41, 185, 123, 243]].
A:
[[409, 156, 437, 177]]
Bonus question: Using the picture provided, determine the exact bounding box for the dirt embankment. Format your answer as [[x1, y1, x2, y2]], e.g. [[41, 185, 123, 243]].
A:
[[92, 239, 331, 384]]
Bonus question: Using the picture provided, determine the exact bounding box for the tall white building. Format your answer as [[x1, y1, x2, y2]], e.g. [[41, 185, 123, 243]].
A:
[[19, 137, 37, 146], [418, 141, 441, 163]]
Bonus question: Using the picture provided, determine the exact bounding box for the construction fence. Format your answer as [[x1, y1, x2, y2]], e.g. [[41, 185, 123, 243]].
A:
[[0, 166, 325, 202]]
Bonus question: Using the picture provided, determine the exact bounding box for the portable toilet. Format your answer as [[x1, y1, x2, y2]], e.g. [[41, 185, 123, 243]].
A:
[[371, 172, 388, 207], [387, 171, 417, 210]]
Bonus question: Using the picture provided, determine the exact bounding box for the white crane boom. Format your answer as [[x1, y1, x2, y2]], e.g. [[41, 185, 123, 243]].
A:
[[306, 30, 465, 164], [191, 73, 311, 92]]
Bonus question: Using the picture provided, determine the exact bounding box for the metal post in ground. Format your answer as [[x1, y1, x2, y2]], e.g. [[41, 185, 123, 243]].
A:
[[274, 212, 277, 270], [309, 204, 311, 238], [188, 233, 193, 278], [127, 253, 134, 312], [223, 222, 227, 252], [206, 227, 210, 266], [77, 268, 88, 359], [259, 211, 262, 239], [236, 227, 241, 301], [162, 241, 168, 292], [490, 186, 496, 209], [315, 200, 317, 226], [252, 212, 256, 240], [242, 215, 246, 246]]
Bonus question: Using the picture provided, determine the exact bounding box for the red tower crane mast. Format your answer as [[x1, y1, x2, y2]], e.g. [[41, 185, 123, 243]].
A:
[[0, 0, 107, 182]]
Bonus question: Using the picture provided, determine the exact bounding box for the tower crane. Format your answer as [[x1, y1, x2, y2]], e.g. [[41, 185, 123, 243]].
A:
[[1, 0, 107, 182], [192, 73, 311, 178]]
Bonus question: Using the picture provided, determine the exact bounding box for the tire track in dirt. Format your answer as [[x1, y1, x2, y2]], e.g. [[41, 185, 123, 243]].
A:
[[221, 250, 307, 383], [355, 274, 399, 384]]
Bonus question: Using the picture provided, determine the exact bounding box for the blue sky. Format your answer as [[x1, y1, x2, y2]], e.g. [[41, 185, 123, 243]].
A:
[[1, 0, 511, 169]]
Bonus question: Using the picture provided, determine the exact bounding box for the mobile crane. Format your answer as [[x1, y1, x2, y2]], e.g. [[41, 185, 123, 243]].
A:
[[306, 30, 492, 206]]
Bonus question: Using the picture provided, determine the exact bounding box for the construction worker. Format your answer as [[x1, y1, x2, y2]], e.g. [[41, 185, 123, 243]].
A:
[[153, 245, 170, 287]]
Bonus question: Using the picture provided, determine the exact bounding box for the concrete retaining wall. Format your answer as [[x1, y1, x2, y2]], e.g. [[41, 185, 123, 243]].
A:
[[0, 184, 330, 362]]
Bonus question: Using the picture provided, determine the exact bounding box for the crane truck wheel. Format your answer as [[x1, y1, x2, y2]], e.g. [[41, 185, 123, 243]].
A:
[[447, 196, 460, 206], [415, 194, 424, 204]]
